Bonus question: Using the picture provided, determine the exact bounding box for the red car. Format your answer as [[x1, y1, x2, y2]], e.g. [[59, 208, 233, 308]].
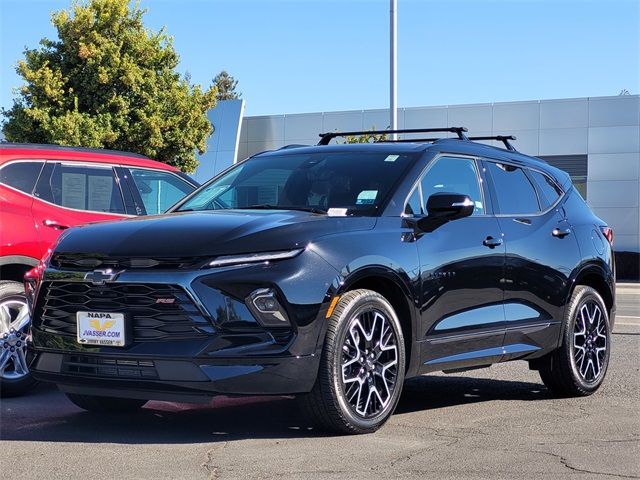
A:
[[0, 143, 198, 396]]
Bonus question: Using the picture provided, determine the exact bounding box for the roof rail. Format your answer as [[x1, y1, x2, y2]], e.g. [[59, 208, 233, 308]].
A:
[[278, 144, 309, 150], [317, 127, 469, 145], [468, 135, 517, 152], [375, 137, 441, 143], [0, 142, 150, 159]]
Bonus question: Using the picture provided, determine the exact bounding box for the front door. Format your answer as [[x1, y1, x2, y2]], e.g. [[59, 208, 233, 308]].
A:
[[411, 155, 506, 372]]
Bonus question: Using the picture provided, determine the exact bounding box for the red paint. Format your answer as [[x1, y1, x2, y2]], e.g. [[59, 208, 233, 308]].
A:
[[0, 145, 181, 265]]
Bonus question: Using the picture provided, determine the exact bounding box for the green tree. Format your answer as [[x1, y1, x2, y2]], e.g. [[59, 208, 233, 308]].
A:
[[342, 127, 388, 144], [1, 0, 216, 172], [212, 70, 241, 101]]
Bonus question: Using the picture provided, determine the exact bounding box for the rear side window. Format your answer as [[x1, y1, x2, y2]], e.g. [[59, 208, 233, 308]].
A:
[[0, 161, 44, 194], [128, 168, 194, 215], [485, 162, 539, 215], [49, 163, 125, 214], [528, 170, 563, 210]]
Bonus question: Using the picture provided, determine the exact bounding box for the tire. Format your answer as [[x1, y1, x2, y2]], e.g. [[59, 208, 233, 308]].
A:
[[299, 289, 406, 434], [539, 285, 611, 397], [0, 280, 36, 397], [65, 393, 148, 412]]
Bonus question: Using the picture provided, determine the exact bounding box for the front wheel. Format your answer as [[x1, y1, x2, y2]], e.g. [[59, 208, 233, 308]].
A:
[[299, 289, 406, 434], [0, 281, 36, 397], [65, 393, 148, 412], [538, 285, 611, 397]]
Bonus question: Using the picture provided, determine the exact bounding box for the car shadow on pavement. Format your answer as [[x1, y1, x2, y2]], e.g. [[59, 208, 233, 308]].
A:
[[397, 374, 549, 415], [1, 375, 549, 444]]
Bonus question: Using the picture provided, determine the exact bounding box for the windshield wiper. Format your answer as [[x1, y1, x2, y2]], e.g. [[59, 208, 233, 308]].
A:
[[244, 204, 327, 215]]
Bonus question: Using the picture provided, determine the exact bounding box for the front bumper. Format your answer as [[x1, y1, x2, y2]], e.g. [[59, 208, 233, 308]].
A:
[[29, 250, 341, 400], [30, 349, 319, 401]]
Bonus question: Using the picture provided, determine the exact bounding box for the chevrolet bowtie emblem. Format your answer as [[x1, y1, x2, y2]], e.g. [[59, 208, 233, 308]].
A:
[[84, 269, 122, 285]]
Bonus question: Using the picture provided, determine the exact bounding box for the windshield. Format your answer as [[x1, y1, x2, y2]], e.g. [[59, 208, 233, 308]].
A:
[[175, 151, 417, 215]]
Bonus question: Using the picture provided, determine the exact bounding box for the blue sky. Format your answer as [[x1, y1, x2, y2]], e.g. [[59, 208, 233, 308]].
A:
[[1, 0, 638, 117]]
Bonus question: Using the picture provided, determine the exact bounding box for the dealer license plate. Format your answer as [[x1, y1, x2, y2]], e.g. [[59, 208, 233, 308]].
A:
[[77, 311, 126, 347]]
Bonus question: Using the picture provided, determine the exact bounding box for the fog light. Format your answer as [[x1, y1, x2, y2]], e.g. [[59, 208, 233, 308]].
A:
[[246, 288, 290, 327]]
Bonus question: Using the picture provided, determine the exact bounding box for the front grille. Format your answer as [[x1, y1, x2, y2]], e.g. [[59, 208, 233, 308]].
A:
[[62, 354, 158, 379], [50, 254, 207, 270], [37, 282, 213, 341]]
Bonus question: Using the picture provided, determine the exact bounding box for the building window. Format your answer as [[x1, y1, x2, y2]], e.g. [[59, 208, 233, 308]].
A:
[[538, 154, 588, 200]]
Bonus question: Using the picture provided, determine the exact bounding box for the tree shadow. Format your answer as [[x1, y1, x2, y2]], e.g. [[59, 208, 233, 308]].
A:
[[1, 375, 550, 445]]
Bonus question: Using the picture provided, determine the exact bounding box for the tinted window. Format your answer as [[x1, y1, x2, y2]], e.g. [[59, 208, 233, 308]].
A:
[[0, 161, 44, 194], [421, 156, 484, 215], [529, 170, 562, 210], [128, 168, 194, 215], [178, 151, 418, 215], [404, 187, 422, 216], [486, 162, 539, 214], [49, 164, 125, 214]]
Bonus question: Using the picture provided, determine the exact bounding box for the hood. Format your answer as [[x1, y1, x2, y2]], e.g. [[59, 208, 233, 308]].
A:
[[54, 210, 376, 258]]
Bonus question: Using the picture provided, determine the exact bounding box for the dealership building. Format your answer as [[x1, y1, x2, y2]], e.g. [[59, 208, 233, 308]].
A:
[[197, 94, 640, 255]]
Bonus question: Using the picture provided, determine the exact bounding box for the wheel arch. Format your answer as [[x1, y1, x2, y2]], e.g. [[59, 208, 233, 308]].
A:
[[567, 260, 615, 330], [0, 256, 38, 285], [337, 266, 419, 377]]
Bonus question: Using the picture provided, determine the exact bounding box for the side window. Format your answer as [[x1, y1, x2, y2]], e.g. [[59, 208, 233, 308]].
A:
[[485, 162, 539, 214], [0, 161, 44, 194], [420, 156, 485, 215], [404, 187, 423, 216], [49, 163, 125, 214], [128, 168, 195, 215], [528, 169, 563, 210]]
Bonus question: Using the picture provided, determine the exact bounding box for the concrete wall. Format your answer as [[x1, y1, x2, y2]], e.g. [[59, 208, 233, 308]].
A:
[[237, 95, 640, 253]]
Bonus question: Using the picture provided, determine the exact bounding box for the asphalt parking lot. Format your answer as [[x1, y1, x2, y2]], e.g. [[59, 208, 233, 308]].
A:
[[1, 284, 638, 480]]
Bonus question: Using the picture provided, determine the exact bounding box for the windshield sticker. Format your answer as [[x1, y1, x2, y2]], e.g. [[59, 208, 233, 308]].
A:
[[384, 155, 400, 162], [327, 208, 348, 217], [356, 190, 378, 205]]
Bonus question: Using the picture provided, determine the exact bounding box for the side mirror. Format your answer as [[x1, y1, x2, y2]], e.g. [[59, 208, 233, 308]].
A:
[[407, 192, 474, 234], [426, 192, 474, 220]]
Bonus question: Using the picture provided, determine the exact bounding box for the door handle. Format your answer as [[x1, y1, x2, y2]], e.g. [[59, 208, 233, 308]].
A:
[[483, 236, 503, 249], [43, 219, 69, 230], [552, 227, 572, 238]]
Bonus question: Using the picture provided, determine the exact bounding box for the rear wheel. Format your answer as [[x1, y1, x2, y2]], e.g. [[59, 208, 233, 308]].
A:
[[299, 289, 406, 434], [65, 393, 148, 412], [538, 286, 611, 397], [0, 281, 36, 397]]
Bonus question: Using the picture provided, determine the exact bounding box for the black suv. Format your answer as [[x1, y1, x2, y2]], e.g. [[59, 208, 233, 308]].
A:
[[28, 128, 615, 434]]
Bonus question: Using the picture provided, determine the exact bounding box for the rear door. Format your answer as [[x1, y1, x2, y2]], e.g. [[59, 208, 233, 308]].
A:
[[31, 161, 129, 257], [482, 159, 581, 360], [414, 155, 506, 372], [0, 160, 45, 261]]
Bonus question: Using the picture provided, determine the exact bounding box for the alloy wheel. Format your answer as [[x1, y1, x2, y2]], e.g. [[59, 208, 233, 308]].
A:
[[340, 309, 399, 418], [0, 297, 31, 381], [573, 300, 608, 383]]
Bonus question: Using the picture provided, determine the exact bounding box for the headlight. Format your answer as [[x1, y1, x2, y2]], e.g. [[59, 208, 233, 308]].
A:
[[205, 249, 303, 268]]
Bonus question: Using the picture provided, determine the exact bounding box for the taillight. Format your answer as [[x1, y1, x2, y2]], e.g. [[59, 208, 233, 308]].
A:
[[24, 266, 40, 310], [600, 226, 614, 245], [23, 248, 52, 310]]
